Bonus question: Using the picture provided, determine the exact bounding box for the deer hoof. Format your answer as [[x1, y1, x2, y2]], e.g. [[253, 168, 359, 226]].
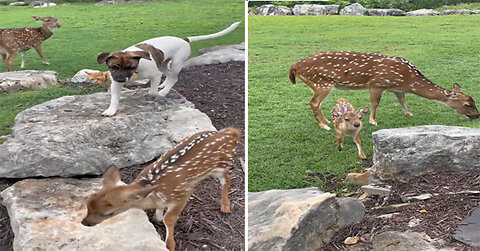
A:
[[406, 112, 414, 117], [42, 61, 50, 65], [320, 124, 331, 130], [369, 120, 378, 126], [220, 204, 231, 213]]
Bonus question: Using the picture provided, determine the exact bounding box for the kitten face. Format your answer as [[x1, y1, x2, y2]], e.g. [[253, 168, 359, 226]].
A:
[[85, 71, 111, 87]]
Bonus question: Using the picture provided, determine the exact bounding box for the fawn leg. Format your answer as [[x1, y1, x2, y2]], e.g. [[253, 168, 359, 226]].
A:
[[354, 132, 367, 160], [220, 168, 232, 213], [163, 195, 189, 251], [335, 129, 343, 151]]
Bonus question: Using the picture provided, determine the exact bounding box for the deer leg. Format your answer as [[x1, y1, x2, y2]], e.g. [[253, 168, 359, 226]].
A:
[[154, 208, 164, 222], [393, 92, 413, 117], [354, 132, 367, 160], [369, 88, 384, 125], [163, 197, 189, 251], [20, 52, 26, 69], [1, 53, 6, 63], [220, 168, 232, 213], [33, 44, 49, 65], [335, 129, 343, 151], [310, 87, 334, 130], [5, 52, 17, 72]]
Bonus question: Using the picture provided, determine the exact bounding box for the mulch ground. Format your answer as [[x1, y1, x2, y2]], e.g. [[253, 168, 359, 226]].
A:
[[326, 170, 480, 250], [0, 61, 245, 251]]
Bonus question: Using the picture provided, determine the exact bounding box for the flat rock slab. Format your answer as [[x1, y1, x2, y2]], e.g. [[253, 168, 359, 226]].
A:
[[293, 4, 339, 16], [0, 178, 167, 251], [0, 70, 59, 94], [248, 188, 364, 250], [0, 89, 215, 178], [372, 231, 453, 251], [372, 125, 480, 181], [253, 4, 293, 16], [183, 45, 245, 69], [454, 207, 480, 247]]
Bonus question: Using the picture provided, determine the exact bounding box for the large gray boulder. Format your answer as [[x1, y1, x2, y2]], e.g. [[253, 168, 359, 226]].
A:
[[406, 9, 440, 16], [367, 9, 405, 16], [183, 43, 245, 69], [248, 188, 364, 250], [0, 70, 59, 94], [0, 89, 215, 178], [372, 125, 480, 181], [1, 178, 167, 251], [293, 4, 339, 16], [340, 3, 367, 16], [253, 4, 293, 16], [372, 231, 453, 251], [440, 9, 475, 15], [454, 207, 480, 247]]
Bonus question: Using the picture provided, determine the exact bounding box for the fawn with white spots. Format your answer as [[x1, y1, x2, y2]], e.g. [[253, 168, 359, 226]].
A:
[[0, 16, 61, 71], [81, 127, 241, 251], [289, 51, 479, 130], [332, 99, 368, 160]]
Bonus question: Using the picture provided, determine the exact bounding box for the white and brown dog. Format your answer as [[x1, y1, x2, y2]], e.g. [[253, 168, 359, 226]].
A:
[[97, 22, 240, 116]]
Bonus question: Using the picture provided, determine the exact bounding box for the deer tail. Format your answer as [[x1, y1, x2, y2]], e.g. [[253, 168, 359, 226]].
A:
[[289, 65, 296, 85], [219, 127, 242, 141]]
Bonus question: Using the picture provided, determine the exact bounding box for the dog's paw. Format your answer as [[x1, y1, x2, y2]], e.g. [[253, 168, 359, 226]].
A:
[[102, 108, 117, 116], [157, 90, 170, 97], [144, 92, 160, 101]]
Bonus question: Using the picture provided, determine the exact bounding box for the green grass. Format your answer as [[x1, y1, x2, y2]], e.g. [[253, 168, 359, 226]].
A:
[[248, 15, 480, 192], [0, 0, 244, 136], [438, 3, 480, 11]]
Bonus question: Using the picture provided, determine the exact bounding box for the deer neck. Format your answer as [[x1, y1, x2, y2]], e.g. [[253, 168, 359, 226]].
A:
[[406, 75, 450, 102], [39, 25, 54, 38]]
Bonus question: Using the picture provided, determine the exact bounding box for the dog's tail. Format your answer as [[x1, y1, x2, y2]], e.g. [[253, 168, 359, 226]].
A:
[[186, 22, 241, 43]]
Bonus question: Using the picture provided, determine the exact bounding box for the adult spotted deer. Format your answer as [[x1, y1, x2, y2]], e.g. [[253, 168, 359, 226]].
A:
[[289, 51, 480, 130], [0, 16, 61, 71], [81, 127, 241, 251], [332, 99, 368, 160]]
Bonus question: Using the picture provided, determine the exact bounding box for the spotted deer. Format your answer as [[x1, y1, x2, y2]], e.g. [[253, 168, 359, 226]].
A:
[[81, 127, 241, 251], [0, 16, 61, 71], [289, 51, 480, 130], [332, 99, 368, 160]]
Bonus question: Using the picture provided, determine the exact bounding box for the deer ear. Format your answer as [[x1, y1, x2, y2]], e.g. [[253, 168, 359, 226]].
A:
[[122, 185, 158, 203], [102, 165, 121, 188], [97, 52, 113, 64], [359, 107, 369, 115], [453, 83, 462, 93]]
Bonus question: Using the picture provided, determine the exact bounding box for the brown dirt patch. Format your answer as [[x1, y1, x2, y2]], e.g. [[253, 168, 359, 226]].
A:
[[326, 171, 480, 250], [0, 61, 245, 251]]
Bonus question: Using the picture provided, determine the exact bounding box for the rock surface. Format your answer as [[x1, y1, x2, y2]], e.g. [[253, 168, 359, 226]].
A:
[[248, 188, 364, 250], [367, 8, 405, 16], [9, 1, 27, 6], [253, 4, 293, 16], [183, 43, 245, 69], [0, 70, 59, 94], [454, 207, 480, 247], [293, 4, 339, 15], [0, 178, 167, 251], [406, 9, 440, 16], [68, 69, 100, 84], [372, 125, 480, 181], [440, 9, 475, 15], [0, 89, 215, 178], [372, 231, 452, 251], [340, 3, 367, 16]]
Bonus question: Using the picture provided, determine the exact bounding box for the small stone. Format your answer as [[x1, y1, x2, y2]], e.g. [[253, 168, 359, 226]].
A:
[[401, 193, 433, 202], [377, 213, 399, 219], [344, 236, 359, 245], [408, 218, 421, 227], [361, 185, 391, 196], [372, 203, 410, 214]]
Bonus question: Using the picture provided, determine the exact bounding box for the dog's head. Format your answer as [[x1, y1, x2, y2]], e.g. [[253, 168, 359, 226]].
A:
[[97, 51, 151, 83]]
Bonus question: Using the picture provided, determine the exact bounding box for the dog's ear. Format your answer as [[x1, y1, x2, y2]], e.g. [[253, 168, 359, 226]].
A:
[[130, 51, 151, 61], [97, 52, 114, 64]]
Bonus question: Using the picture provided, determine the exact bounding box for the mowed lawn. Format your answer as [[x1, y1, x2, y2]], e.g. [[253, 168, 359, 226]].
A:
[[248, 15, 480, 192], [0, 0, 244, 136]]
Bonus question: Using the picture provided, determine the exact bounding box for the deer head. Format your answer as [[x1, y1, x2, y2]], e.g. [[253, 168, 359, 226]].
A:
[[32, 16, 61, 33], [81, 166, 158, 227], [443, 83, 480, 119]]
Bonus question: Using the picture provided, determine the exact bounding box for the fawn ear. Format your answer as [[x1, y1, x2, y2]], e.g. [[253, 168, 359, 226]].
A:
[[102, 165, 121, 188], [453, 83, 462, 93], [97, 52, 113, 64], [122, 185, 158, 203], [359, 107, 369, 115]]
